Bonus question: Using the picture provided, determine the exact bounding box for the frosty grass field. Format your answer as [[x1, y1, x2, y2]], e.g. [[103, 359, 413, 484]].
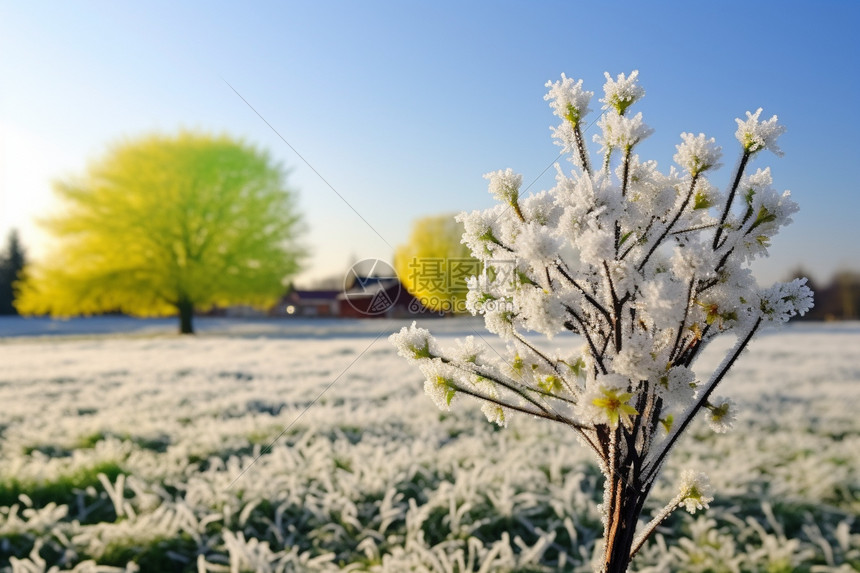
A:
[[0, 318, 857, 572]]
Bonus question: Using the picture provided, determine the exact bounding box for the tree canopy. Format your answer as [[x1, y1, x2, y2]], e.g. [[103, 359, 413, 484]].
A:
[[393, 214, 477, 314], [16, 132, 304, 333]]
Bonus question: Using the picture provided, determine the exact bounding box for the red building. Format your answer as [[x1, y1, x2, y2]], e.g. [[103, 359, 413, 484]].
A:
[[337, 276, 424, 318], [271, 289, 340, 317], [270, 277, 427, 318]]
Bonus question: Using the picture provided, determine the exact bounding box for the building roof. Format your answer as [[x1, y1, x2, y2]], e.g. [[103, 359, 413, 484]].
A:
[[338, 277, 400, 300], [290, 290, 342, 302]]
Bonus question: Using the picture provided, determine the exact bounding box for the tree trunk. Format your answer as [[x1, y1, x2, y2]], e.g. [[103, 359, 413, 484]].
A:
[[177, 299, 195, 335], [601, 476, 646, 573]]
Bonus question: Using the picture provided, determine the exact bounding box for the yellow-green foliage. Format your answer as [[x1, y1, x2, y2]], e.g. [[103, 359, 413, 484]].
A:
[[16, 132, 304, 320], [394, 214, 477, 313]]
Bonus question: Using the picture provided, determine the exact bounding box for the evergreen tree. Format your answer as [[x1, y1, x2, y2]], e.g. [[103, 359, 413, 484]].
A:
[[0, 230, 26, 315]]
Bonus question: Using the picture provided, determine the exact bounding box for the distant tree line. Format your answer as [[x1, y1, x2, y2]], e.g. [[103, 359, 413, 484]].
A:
[[788, 268, 860, 321], [1, 224, 858, 323], [0, 230, 26, 315]]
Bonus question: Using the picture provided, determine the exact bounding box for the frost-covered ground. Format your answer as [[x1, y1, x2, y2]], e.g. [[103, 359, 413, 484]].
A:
[[0, 319, 858, 572]]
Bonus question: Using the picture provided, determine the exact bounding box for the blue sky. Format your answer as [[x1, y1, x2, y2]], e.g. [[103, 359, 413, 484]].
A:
[[2, 1, 858, 287]]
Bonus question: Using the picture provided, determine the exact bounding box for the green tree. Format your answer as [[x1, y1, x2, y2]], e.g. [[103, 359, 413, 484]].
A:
[[16, 132, 304, 333], [0, 229, 27, 315], [394, 214, 478, 313]]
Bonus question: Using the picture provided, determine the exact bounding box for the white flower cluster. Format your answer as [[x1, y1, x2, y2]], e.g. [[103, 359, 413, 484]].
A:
[[544, 74, 595, 170], [594, 112, 654, 155], [544, 73, 593, 123], [484, 168, 523, 205], [735, 108, 787, 156], [678, 469, 714, 514], [707, 396, 738, 433], [391, 71, 813, 558], [592, 71, 652, 165], [673, 132, 723, 176], [759, 278, 815, 324], [390, 321, 436, 362], [600, 70, 646, 114]]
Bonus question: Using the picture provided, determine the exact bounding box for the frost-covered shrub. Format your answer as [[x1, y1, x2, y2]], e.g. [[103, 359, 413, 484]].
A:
[[391, 71, 813, 572]]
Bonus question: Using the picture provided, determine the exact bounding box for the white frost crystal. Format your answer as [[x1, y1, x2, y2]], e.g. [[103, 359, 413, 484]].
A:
[[516, 222, 562, 265], [660, 365, 697, 404], [638, 274, 686, 330], [613, 330, 662, 383]]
